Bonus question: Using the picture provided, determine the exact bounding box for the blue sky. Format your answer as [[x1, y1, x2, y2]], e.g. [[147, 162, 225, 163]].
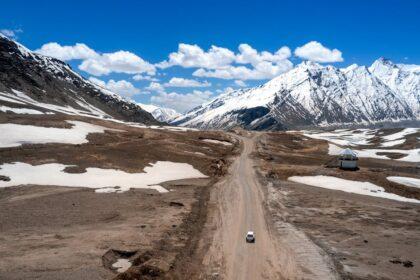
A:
[[1, 0, 419, 112]]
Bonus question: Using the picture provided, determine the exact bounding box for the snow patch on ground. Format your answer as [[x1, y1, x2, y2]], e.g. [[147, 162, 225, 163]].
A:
[[328, 143, 420, 162], [0, 120, 122, 148], [0, 93, 26, 104], [0, 161, 208, 193], [2, 90, 111, 118], [0, 105, 44, 115], [380, 139, 405, 147], [302, 129, 376, 146], [288, 175, 419, 203], [380, 128, 419, 147], [112, 259, 132, 273], [382, 128, 419, 141], [202, 139, 233, 146], [387, 176, 420, 189]]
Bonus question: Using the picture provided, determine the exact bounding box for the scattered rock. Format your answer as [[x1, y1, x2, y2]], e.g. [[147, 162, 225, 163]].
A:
[[169, 201, 184, 207], [211, 159, 228, 176], [0, 175, 10, 181], [266, 170, 277, 179], [63, 165, 86, 174], [390, 258, 413, 268], [102, 249, 137, 272], [403, 260, 413, 268]]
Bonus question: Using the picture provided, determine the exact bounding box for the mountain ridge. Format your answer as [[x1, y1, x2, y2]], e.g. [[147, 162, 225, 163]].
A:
[[172, 59, 419, 130], [0, 34, 160, 124]]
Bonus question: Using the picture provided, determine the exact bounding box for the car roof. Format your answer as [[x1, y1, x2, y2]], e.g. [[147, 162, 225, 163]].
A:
[[247, 231, 254, 235]]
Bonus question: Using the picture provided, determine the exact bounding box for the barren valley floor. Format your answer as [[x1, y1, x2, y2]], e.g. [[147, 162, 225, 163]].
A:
[[0, 123, 419, 280]]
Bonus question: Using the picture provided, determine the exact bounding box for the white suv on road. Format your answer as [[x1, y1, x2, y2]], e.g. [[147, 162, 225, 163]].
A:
[[246, 231, 255, 243]]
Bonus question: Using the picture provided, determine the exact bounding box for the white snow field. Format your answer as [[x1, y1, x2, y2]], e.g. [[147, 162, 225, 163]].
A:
[[0, 94, 26, 104], [0, 120, 122, 148], [112, 259, 132, 273], [304, 128, 419, 148], [328, 143, 420, 162], [201, 139, 233, 146], [288, 175, 419, 203], [380, 128, 419, 147], [0, 105, 44, 115], [302, 129, 376, 146], [0, 90, 110, 118], [387, 176, 420, 189], [382, 128, 419, 141], [0, 161, 208, 193]]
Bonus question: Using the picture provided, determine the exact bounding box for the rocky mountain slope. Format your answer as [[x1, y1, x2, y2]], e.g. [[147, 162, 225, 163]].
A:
[[173, 60, 419, 130], [137, 103, 180, 122], [0, 34, 160, 124], [369, 58, 420, 116]]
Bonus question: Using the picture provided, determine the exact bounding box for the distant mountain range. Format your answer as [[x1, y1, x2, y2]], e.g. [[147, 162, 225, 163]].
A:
[[1, 34, 418, 130], [137, 103, 180, 123], [172, 58, 419, 130], [0, 34, 160, 124]]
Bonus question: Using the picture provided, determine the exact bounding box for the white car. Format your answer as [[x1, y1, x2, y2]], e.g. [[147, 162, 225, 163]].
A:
[[245, 231, 255, 243]]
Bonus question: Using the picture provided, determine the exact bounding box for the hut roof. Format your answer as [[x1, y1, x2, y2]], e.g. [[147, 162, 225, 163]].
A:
[[340, 148, 358, 158]]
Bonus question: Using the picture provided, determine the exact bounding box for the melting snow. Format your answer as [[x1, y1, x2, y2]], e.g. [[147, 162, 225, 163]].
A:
[[0, 161, 208, 193], [2, 90, 111, 118], [380, 128, 419, 147], [0, 120, 122, 148], [202, 139, 233, 146], [328, 143, 419, 162], [112, 259, 132, 273], [380, 139, 405, 147], [302, 129, 376, 146], [382, 128, 419, 141], [387, 176, 420, 189], [288, 175, 419, 203], [0, 93, 26, 104], [0, 105, 44, 115]]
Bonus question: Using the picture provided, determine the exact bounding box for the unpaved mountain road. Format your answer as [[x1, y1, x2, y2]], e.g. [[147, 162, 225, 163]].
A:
[[200, 134, 337, 280]]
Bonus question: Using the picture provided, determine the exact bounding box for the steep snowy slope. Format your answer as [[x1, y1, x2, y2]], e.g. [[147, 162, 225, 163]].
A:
[[0, 34, 160, 124], [369, 58, 420, 116], [173, 61, 416, 130], [137, 103, 180, 122]]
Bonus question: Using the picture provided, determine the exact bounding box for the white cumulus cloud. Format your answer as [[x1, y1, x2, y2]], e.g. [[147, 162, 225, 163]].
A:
[[159, 43, 293, 80], [193, 59, 293, 80], [35, 42, 156, 77], [79, 50, 156, 76], [35, 42, 99, 61], [294, 41, 343, 63], [163, 77, 210, 88], [157, 43, 236, 69], [89, 77, 141, 97], [236, 44, 291, 66], [151, 90, 213, 113], [132, 74, 159, 81], [145, 82, 165, 93]]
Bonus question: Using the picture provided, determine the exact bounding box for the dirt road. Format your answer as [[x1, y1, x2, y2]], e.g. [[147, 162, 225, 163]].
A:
[[201, 135, 283, 279], [201, 134, 337, 279]]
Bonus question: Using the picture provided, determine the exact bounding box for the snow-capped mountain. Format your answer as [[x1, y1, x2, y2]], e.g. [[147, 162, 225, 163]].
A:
[[137, 103, 180, 122], [172, 60, 418, 130], [369, 58, 419, 116], [0, 34, 160, 124]]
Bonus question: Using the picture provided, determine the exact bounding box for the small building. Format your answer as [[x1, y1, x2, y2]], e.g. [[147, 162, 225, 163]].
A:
[[339, 148, 358, 170]]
